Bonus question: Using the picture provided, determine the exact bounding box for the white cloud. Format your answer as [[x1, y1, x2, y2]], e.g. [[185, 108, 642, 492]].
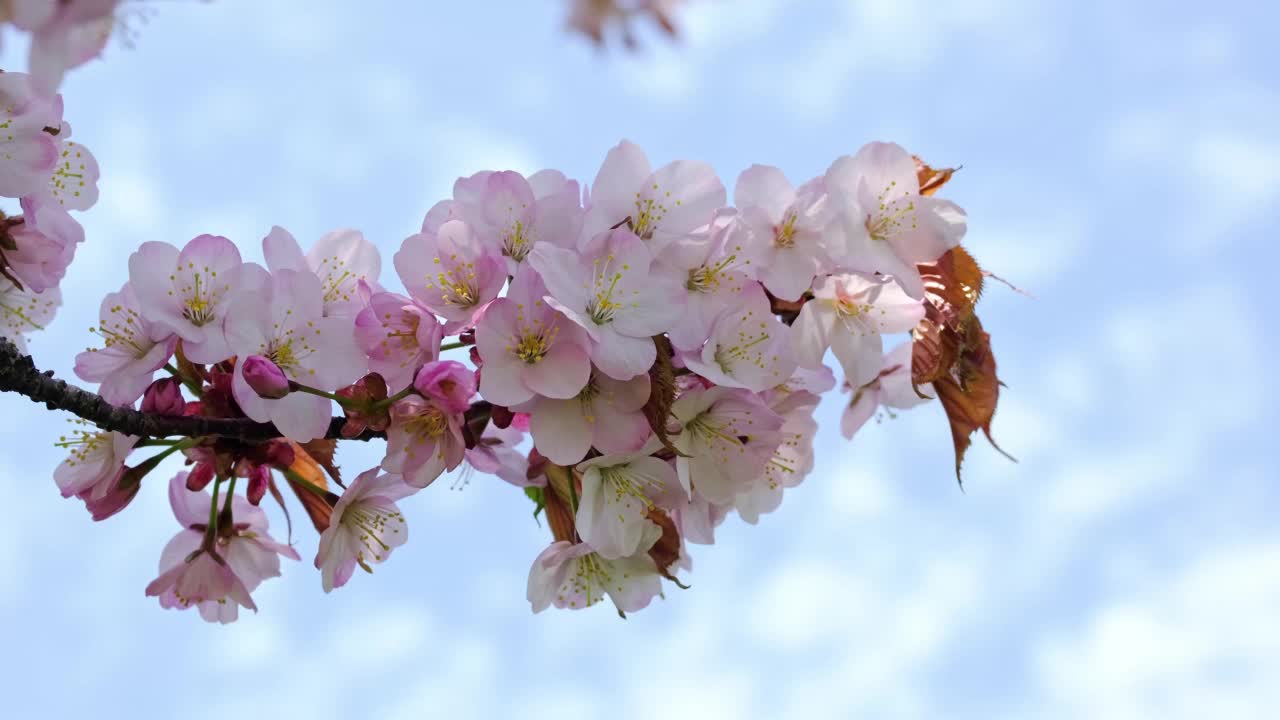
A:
[[1034, 541, 1280, 720]]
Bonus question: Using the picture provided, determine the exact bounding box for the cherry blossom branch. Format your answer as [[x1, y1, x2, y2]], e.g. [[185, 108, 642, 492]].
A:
[[0, 337, 377, 441]]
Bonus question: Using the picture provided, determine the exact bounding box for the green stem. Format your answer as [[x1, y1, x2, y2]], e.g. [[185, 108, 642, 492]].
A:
[[291, 383, 356, 408], [372, 385, 416, 412], [165, 363, 203, 398], [206, 476, 223, 546], [283, 468, 331, 499], [439, 340, 467, 351]]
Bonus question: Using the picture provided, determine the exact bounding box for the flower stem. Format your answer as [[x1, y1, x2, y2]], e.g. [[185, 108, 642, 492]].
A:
[[371, 385, 416, 412], [439, 340, 467, 351], [291, 383, 357, 408]]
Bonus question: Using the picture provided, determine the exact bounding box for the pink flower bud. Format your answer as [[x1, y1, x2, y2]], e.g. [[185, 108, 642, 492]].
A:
[[247, 465, 270, 506], [242, 355, 291, 399], [186, 461, 215, 492], [413, 360, 476, 413], [140, 377, 186, 416]]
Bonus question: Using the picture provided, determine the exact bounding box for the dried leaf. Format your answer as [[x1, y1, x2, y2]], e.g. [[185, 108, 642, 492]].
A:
[[912, 246, 1012, 485], [931, 318, 1015, 483], [645, 507, 686, 586], [543, 465, 577, 543], [300, 438, 341, 487], [285, 443, 336, 532], [913, 155, 959, 197], [642, 335, 684, 455]]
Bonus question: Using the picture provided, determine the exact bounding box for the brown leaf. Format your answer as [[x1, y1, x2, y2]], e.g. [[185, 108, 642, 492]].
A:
[[645, 507, 685, 586], [931, 318, 1014, 484], [912, 246, 1012, 485], [642, 335, 684, 455], [300, 438, 341, 486], [285, 442, 337, 532], [913, 155, 959, 197], [542, 464, 578, 543]]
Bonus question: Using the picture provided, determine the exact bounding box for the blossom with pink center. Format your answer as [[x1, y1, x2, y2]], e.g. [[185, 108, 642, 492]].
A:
[[474, 264, 591, 406], [128, 234, 268, 364], [575, 450, 682, 559], [464, 422, 534, 487], [842, 341, 934, 439], [825, 141, 967, 298], [262, 225, 382, 318], [354, 291, 443, 393], [528, 228, 681, 380], [529, 368, 650, 465], [147, 471, 299, 623], [733, 164, 837, 301], [581, 139, 725, 252], [41, 120, 99, 211], [11, 0, 118, 95], [453, 169, 583, 273], [52, 424, 136, 498], [413, 359, 476, 414], [0, 281, 59, 352], [670, 385, 783, 505], [527, 540, 662, 613], [0, 71, 60, 198], [383, 395, 467, 488], [679, 281, 796, 392], [5, 194, 81, 292], [315, 468, 414, 593], [394, 218, 505, 332], [655, 210, 754, 351], [74, 282, 177, 407], [224, 269, 368, 442], [792, 272, 924, 388]]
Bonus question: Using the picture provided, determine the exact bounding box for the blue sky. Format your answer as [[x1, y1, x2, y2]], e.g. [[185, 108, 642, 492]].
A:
[[2, 0, 1278, 717]]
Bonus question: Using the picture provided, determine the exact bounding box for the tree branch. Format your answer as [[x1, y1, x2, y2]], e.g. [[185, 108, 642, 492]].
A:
[[0, 337, 380, 441]]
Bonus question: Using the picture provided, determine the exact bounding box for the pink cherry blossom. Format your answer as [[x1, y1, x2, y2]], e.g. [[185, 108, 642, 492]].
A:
[[413, 359, 477, 414], [529, 368, 651, 465], [842, 341, 934, 439], [527, 540, 662, 613], [825, 141, 967, 298], [464, 422, 534, 487], [474, 264, 592, 406], [52, 425, 136, 498], [263, 225, 382, 318], [792, 272, 924, 388], [733, 165, 837, 301], [582, 140, 725, 251], [5, 194, 81, 292], [42, 121, 99, 211], [735, 390, 820, 524], [147, 471, 299, 623], [670, 385, 783, 505], [0, 281, 59, 353], [452, 169, 583, 273], [74, 282, 177, 407], [383, 395, 467, 488], [0, 71, 60, 198], [679, 281, 797, 392], [394, 218, 505, 332], [656, 210, 754, 351], [354, 291, 443, 393], [575, 450, 682, 559], [529, 227, 682, 380], [315, 468, 414, 593], [15, 0, 118, 95], [224, 268, 368, 442], [672, 489, 731, 545], [128, 234, 268, 364]]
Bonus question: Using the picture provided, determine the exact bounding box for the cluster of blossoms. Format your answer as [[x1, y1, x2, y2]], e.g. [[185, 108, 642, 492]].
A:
[[0, 1, 118, 94], [34, 135, 982, 622], [1, 70, 99, 352]]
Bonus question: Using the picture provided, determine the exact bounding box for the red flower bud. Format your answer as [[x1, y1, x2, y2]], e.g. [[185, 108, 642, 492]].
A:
[[140, 377, 185, 416]]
